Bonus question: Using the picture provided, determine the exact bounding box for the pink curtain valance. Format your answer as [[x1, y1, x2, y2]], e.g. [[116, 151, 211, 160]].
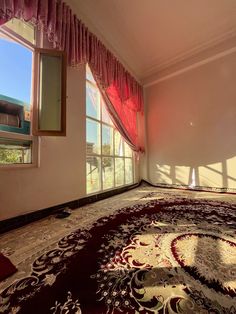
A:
[[0, 0, 143, 151]]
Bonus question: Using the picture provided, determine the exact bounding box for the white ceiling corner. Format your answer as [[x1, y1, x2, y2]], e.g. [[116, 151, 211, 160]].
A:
[[67, 0, 236, 85]]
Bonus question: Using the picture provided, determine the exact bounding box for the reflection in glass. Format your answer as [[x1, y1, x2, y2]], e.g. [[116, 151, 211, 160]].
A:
[[39, 54, 62, 131], [86, 118, 100, 155], [125, 158, 133, 184], [124, 141, 132, 157], [86, 82, 100, 120], [102, 125, 113, 155], [115, 157, 124, 186], [114, 130, 124, 156], [86, 65, 96, 84], [101, 99, 113, 125], [86, 156, 101, 193], [5, 18, 35, 44], [102, 157, 114, 189]]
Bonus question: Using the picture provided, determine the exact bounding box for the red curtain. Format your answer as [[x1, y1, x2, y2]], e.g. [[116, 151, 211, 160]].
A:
[[0, 0, 143, 151]]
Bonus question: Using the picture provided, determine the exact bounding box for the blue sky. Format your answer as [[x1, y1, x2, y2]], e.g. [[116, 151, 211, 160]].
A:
[[0, 37, 32, 106]]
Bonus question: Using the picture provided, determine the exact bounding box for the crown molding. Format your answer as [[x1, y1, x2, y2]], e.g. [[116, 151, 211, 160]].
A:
[[142, 28, 236, 78], [62, 1, 236, 87], [143, 30, 236, 87]]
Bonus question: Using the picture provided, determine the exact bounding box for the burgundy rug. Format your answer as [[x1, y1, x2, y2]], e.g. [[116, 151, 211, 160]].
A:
[[0, 198, 236, 313], [0, 253, 17, 282]]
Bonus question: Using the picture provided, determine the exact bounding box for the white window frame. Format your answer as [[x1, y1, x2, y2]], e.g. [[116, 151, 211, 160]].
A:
[[0, 130, 39, 169], [0, 19, 66, 168], [0, 22, 39, 169], [86, 73, 134, 195]]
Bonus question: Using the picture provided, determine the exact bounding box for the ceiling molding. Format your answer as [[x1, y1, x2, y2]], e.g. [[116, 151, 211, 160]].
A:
[[66, 0, 236, 87], [143, 31, 236, 87]]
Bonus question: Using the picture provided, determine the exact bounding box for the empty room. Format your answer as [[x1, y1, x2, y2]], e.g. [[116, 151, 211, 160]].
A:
[[0, 0, 236, 313]]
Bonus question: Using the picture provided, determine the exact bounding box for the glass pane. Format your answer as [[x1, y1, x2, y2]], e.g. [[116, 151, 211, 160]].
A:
[[102, 157, 114, 190], [125, 158, 133, 184], [86, 118, 100, 154], [0, 35, 32, 135], [39, 54, 62, 131], [115, 158, 124, 186], [114, 130, 124, 156], [86, 81, 100, 120], [86, 156, 101, 194], [124, 141, 132, 157], [101, 99, 113, 125], [0, 137, 32, 164], [102, 125, 113, 155], [4, 18, 35, 44], [86, 65, 96, 84]]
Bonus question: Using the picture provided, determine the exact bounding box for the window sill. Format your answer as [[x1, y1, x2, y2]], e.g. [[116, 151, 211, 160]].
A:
[[0, 163, 39, 170], [0, 131, 40, 168]]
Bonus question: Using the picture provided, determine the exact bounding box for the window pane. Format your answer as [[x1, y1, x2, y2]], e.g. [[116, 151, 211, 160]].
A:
[[125, 158, 133, 184], [101, 99, 113, 125], [102, 125, 113, 155], [38, 54, 62, 131], [114, 130, 124, 156], [4, 18, 35, 44], [86, 65, 96, 84], [0, 137, 32, 164], [86, 82, 100, 120], [115, 158, 124, 186], [86, 156, 101, 194], [0, 35, 32, 135], [0, 36, 32, 103], [102, 157, 114, 190], [124, 141, 132, 157], [86, 118, 100, 154]]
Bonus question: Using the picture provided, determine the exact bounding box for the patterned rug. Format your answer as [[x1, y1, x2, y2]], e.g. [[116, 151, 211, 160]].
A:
[[0, 197, 236, 313], [0, 253, 17, 282]]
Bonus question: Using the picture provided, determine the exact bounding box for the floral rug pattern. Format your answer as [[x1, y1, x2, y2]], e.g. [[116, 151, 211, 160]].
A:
[[0, 186, 236, 313]]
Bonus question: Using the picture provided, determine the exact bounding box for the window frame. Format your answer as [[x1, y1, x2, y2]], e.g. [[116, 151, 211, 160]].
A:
[[0, 130, 39, 168], [86, 71, 134, 194], [0, 20, 66, 168], [32, 48, 67, 136]]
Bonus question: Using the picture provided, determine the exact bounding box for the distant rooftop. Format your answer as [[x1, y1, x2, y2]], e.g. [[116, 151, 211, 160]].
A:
[[0, 94, 29, 108]]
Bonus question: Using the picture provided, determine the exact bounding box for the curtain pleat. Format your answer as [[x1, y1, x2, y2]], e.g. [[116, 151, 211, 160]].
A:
[[0, 0, 143, 151]]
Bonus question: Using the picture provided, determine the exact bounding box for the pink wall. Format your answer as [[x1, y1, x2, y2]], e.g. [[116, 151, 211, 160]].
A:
[[145, 52, 236, 190]]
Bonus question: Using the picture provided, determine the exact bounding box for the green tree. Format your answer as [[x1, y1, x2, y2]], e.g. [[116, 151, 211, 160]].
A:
[[0, 148, 22, 164]]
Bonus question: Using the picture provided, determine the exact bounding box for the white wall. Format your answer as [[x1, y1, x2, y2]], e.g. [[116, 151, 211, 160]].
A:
[[145, 52, 236, 190], [0, 64, 140, 221], [0, 66, 86, 221]]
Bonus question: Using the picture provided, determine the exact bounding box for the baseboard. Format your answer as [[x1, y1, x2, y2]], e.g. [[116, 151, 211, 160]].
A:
[[0, 182, 140, 235], [141, 180, 236, 194]]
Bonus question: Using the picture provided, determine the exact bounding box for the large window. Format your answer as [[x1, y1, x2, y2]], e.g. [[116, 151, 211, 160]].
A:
[[86, 66, 134, 194], [0, 19, 66, 166]]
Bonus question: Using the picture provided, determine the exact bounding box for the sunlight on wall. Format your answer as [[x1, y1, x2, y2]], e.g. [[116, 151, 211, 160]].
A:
[[155, 164, 191, 186], [175, 166, 191, 186], [227, 156, 236, 188], [198, 162, 223, 187], [154, 157, 236, 189]]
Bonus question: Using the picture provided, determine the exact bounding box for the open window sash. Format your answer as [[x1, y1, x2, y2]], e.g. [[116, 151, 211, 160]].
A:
[[33, 48, 67, 136]]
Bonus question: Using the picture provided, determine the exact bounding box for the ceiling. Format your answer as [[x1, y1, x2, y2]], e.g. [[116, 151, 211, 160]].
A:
[[69, 0, 236, 85]]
